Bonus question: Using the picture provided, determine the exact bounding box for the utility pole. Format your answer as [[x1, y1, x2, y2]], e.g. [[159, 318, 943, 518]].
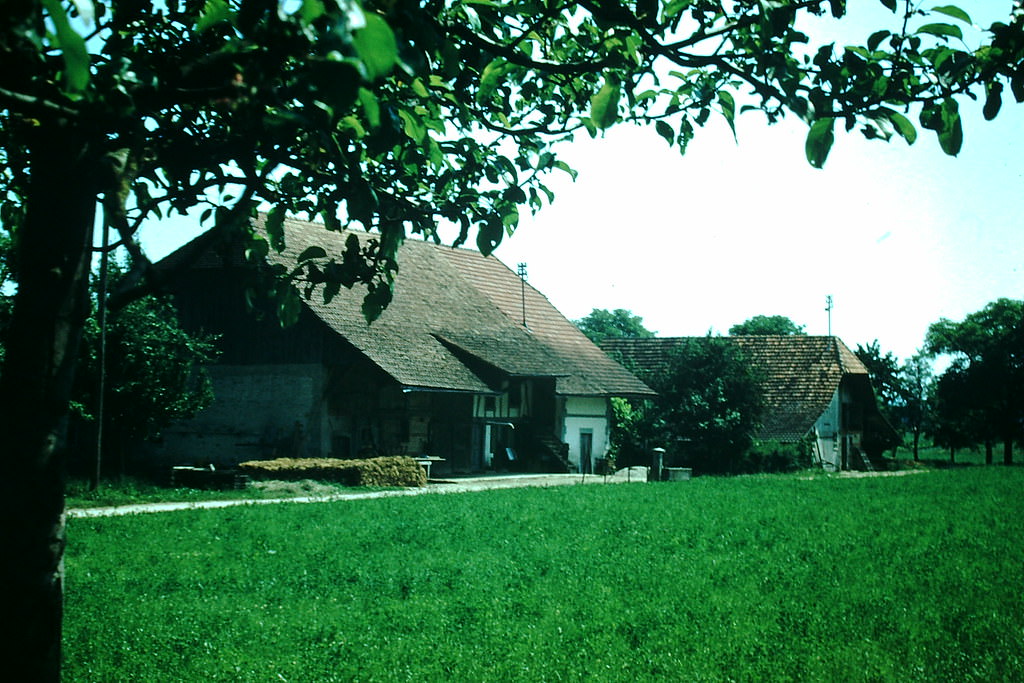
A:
[[825, 295, 833, 337], [517, 263, 528, 328], [93, 222, 109, 490]]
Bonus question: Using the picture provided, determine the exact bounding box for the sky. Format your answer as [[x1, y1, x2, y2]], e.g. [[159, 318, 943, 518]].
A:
[[141, 3, 1023, 364]]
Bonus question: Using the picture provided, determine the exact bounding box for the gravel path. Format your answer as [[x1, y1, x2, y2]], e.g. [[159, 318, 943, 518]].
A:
[[66, 468, 651, 519]]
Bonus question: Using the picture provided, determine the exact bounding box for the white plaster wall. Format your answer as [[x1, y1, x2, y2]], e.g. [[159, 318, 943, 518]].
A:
[[562, 397, 610, 471], [814, 389, 841, 471]]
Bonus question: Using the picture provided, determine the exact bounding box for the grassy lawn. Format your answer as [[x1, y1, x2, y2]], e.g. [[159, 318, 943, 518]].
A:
[[64, 468, 1024, 682]]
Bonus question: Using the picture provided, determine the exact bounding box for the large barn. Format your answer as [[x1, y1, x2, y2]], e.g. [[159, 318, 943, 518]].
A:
[[147, 216, 653, 475]]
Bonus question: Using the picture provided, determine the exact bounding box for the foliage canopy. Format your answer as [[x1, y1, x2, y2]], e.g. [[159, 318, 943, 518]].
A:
[[2, 1, 1021, 319], [925, 297, 1024, 462], [575, 307, 654, 345], [729, 314, 806, 336]]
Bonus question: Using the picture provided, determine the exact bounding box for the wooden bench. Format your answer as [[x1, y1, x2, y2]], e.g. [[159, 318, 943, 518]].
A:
[[413, 456, 445, 480]]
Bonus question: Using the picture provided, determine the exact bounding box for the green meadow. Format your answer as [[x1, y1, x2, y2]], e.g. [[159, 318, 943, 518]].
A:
[[65, 468, 1024, 682]]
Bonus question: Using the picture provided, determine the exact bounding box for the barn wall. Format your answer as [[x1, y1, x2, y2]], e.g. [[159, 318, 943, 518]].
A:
[[147, 363, 328, 467]]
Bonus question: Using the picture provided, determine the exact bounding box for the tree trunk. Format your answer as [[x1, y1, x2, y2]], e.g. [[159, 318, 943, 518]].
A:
[[0, 125, 97, 681], [912, 430, 920, 462], [985, 440, 993, 466], [1004, 438, 1013, 465]]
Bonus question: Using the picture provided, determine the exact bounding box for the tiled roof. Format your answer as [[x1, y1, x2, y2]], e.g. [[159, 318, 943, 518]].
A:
[[602, 335, 868, 441], [160, 216, 654, 397]]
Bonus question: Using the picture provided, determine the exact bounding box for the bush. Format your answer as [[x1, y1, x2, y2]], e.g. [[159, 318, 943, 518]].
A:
[[239, 456, 426, 487], [741, 438, 814, 473]]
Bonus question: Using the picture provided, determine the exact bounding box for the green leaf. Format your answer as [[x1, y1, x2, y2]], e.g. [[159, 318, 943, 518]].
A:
[[411, 78, 429, 98], [323, 279, 341, 305], [266, 205, 287, 252], [930, 5, 971, 25], [885, 109, 917, 145], [983, 82, 1003, 121], [938, 101, 962, 156], [805, 117, 835, 169], [297, 0, 326, 24], [478, 59, 509, 102], [655, 120, 674, 145], [867, 30, 890, 52], [553, 160, 578, 181], [278, 287, 302, 328], [298, 246, 327, 263], [353, 13, 397, 81], [361, 282, 393, 322], [878, 0, 897, 11], [398, 109, 427, 144], [590, 76, 620, 130], [358, 88, 381, 128], [922, 99, 962, 156], [718, 91, 737, 141], [1011, 73, 1024, 103], [916, 23, 963, 41], [476, 219, 503, 255], [501, 206, 519, 229], [42, 0, 91, 94], [195, 0, 234, 32]]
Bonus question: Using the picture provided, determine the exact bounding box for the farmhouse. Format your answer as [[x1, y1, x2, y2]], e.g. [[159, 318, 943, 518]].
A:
[[601, 335, 898, 471], [148, 216, 654, 475]]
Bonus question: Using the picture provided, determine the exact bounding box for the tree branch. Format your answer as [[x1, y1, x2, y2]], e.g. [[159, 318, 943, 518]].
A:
[[0, 86, 78, 119]]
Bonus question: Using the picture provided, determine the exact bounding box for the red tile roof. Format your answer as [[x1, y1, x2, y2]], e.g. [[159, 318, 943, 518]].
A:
[[160, 216, 654, 398]]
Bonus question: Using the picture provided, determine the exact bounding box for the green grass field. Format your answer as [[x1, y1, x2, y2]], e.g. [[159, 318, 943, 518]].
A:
[[64, 468, 1024, 681]]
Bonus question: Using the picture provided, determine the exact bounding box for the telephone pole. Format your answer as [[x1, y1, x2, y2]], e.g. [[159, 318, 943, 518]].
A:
[[517, 263, 528, 328]]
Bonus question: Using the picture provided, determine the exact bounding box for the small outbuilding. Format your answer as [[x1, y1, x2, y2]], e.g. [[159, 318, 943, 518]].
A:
[[601, 335, 898, 471]]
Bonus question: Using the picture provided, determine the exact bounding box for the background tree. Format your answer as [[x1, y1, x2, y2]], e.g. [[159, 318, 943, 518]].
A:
[[925, 298, 1024, 465], [575, 308, 654, 345], [898, 354, 934, 462], [71, 268, 220, 479], [729, 315, 806, 336], [2, 0, 1022, 677], [856, 340, 902, 420], [621, 337, 763, 474]]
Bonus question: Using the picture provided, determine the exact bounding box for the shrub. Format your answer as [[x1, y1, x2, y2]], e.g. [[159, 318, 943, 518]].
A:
[[239, 456, 426, 487], [741, 438, 814, 473]]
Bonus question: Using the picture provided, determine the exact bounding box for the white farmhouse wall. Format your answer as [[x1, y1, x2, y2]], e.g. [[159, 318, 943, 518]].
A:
[[562, 396, 610, 472], [813, 389, 842, 471]]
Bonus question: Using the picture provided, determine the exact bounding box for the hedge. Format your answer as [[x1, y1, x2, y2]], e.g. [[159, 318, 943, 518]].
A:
[[238, 456, 426, 488]]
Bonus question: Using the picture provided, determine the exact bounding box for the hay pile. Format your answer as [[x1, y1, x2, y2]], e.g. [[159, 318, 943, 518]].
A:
[[239, 456, 426, 488]]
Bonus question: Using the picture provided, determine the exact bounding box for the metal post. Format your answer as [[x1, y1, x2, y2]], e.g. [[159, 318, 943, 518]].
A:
[[92, 222, 109, 490], [650, 447, 665, 482]]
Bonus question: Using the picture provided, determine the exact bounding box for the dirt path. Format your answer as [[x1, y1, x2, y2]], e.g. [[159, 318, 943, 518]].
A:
[[66, 468, 651, 519], [66, 467, 931, 519]]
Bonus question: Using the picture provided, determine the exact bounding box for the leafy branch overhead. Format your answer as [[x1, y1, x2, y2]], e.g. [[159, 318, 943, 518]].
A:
[[1, 1, 1022, 320]]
